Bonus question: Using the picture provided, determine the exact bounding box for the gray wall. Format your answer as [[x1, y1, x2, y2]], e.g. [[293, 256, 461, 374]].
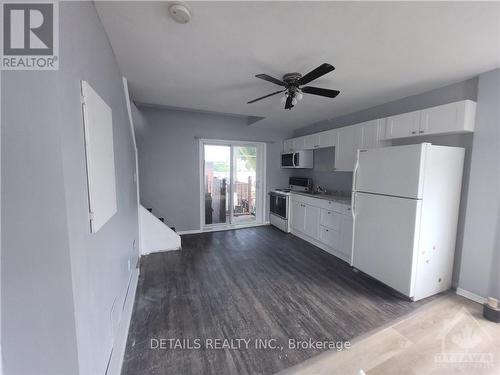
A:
[[135, 106, 292, 232], [2, 2, 139, 373], [291, 78, 478, 286], [2, 70, 79, 374], [292, 147, 353, 193], [458, 69, 500, 299]]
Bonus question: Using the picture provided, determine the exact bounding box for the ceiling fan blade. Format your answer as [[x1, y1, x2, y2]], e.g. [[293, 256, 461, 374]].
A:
[[285, 95, 293, 110], [302, 86, 340, 98], [255, 74, 286, 86], [299, 63, 335, 85], [247, 89, 285, 104]]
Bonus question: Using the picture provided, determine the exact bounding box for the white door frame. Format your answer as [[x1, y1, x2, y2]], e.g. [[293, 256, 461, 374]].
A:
[[199, 139, 267, 232]]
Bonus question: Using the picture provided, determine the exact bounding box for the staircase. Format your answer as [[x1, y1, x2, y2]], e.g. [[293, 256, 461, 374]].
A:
[[139, 205, 181, 255]]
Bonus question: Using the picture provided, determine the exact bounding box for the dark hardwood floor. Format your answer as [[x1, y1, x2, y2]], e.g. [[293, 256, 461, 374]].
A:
[[122, 226, 431, 375]]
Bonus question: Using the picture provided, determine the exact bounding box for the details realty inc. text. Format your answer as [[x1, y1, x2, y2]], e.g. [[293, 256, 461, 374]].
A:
[[151, 338, 351, 351]]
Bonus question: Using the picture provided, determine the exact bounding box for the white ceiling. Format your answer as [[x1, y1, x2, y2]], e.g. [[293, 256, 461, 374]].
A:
[[96, 1, 500, 130]]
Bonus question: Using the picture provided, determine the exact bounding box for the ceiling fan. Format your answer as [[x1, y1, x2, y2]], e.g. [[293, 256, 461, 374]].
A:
[[247, 63, 340, 110]]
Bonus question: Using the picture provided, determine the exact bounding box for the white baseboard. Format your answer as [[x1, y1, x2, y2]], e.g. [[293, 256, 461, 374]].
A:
[[178, 222, 270, 236], [456, 287, 486, 304], [106, 268, 139, 375], [177, 229, 203, 235], [140, 246, 181, 255]]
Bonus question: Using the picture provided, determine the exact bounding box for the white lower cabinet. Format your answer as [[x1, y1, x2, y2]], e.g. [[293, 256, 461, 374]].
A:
[[320, 208, 341, 230], [304, 205, 320, 239], [291, 200, 306, 232], [339, 215, 353, 259], [319, 226, 340, 249], [290, 194, 353, 262]]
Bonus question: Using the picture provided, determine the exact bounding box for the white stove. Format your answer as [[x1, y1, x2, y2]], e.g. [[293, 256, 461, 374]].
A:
[[269, 177, 312, 232]]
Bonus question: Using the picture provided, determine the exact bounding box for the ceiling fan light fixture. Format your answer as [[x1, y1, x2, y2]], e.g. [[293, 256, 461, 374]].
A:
[[248, 63, 339, 110]]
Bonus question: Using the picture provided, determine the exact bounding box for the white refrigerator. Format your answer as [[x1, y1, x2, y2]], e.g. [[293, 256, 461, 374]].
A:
[[351, 143, 465, 301]]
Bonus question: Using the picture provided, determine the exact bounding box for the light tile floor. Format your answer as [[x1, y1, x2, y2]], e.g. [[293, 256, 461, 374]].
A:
[[281, 294, 500, 375]]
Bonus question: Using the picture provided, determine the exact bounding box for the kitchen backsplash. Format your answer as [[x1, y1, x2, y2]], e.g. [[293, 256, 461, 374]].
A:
[[291, 147, 353, 192]]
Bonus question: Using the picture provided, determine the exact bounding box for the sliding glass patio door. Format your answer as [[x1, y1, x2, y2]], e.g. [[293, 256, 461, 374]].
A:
[[201, 140, 265, 230]]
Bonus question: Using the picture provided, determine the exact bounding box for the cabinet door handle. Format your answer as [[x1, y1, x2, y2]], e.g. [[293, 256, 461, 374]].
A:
[[411, 131, 416, 134], [325, 229, 329, 232], [419, 130, 424, 134]]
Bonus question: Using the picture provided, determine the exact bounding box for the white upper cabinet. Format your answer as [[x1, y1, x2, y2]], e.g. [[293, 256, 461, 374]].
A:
[[304, 133, 320, 149], [359, 119, 388, 149], [282, 100, 476, 162], [420, 100, 476, 136], [382, 100, 476, 140], [335, 125, 362, 171], [319, 129, 338, 148], [295, 130, 337, 150], [384, 111, 421, 140], [292, 136, 305, 151], [283, 137, 305, 153]]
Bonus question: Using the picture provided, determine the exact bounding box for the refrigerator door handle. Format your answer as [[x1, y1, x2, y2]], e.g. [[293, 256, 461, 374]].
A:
[[351, 192, 356, 219], [352, 153, 360, 193]]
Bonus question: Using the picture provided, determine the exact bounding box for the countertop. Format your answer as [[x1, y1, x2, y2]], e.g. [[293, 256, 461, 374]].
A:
[[290, 191, 352, 205]]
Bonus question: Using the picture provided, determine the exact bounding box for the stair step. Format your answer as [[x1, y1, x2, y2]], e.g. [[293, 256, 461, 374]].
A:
[[159, 217, 164, 223], [147, 208, 153, 212]]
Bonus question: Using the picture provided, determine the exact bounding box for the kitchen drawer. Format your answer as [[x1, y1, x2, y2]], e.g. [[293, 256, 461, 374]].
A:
[[319, 200, 352, 215], [291, 193, 352, 215], [319, 225, 340, 249], [320, 209, 341, 230], [291, 194, 322, 208]]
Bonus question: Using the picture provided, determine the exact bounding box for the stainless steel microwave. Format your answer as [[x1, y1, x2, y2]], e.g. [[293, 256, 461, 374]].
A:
[[281, 150, 313, 168]]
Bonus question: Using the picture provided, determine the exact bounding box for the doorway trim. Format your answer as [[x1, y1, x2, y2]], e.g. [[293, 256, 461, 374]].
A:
[[198, 139, 267, 232]]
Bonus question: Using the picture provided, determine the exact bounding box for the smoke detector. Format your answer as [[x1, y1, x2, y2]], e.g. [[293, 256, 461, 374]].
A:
[[168, 3, 191, 24]]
